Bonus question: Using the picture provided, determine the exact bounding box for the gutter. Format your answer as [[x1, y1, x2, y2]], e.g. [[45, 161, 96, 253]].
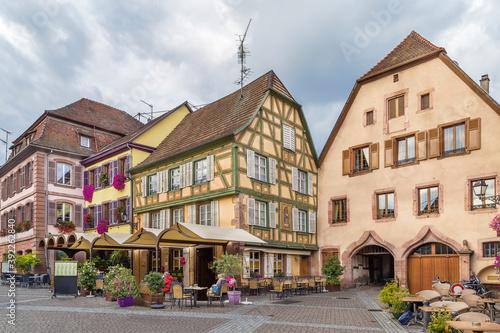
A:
[[127, 143, 134, 272], [45, 149, 53, 274]]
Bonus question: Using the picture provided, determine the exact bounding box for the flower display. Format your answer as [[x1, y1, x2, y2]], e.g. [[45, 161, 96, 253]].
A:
[[250, 271, 262, 278], [225, 276, 236, 288], [78, 260, 98, 292], [494, 256, 500, 274], [55, 220, 76, 233], [114, 206, 124, 222], [490, 214, 500, 232], [106, 267, 139, 299], [180, 257, 186, 266], [83, 185, 95, 202], [274, 270, 285, 277], [0, 221, 34, 237], [97, 220, 108, 234], [113, 174, 127, 190], [84, 213, 94, 228]]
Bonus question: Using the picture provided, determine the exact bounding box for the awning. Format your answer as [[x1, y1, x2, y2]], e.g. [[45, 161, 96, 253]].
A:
[[243, 246, 311, 256]]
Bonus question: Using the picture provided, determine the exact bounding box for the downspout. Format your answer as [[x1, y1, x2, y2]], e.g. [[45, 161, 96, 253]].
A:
[[45, 149, 53, 274], [127, 144, 134, 271]]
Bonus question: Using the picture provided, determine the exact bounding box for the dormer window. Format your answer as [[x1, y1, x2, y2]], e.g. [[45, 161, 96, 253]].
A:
[[80, 135, 90, 148]]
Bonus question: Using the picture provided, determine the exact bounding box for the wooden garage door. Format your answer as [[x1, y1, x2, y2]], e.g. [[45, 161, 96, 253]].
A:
[[407, 243, 459, 294]]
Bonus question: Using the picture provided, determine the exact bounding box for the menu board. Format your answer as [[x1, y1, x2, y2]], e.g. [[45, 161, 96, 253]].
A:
[[54, 261, 78, 276]]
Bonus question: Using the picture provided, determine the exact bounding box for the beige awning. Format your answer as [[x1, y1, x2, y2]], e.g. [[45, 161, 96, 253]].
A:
[[243, 246, 311, 256]]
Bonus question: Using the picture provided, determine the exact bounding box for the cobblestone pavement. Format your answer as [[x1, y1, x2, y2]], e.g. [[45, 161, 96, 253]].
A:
[[0, 284, 424, 333]]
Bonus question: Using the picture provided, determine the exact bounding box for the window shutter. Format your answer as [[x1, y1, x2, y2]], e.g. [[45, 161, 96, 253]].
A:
[[125, 155, 130, 173], [207, 155, 215, 181], [143, 213, 150, 228], [269, 202, 276, 228], [48, 201, 56, 225], [75, 204, 82, 227], [342, 150, 350, 175], [84, 171, 89, 187], [159, 209, 166, 229], [308, 172, 313, 196], [291, 167, 298, 192], [467, 118, 481, 151], [309, 211, 316, 234], [269, 158, 277, 185], [185, 162, 193, 187], [109, 160, 117, 185], [163, 170, 169, 192], [292, 207, 299, 232], [283, 125, 296, 152], [20, 166, 25, 188], [83, 207, 88, 229], [388, 98, 396, 119], [96, 204, 102, 223], [165, 208, 171, 228], [12, 173, 17, 193], [246, 150, 255, 179], [48, 161, 56, 183], [179, 164, 186, 188], [211, 200, 219, 227], [384, 140, 393, 167], [126, 197, 131, 222], [370, 142, 379, 170], [141, 176, 147, 197], [398, 95, 405, 117], [286, 255, 292, 276], [157, 171, 163, 193], [428, 128, 439, 158], [417, 131, 427, 160], [28, 162, 33, 185], [247, 198, 255, 226], [188, 205, 196, 224], [74, 166, 82, 188]]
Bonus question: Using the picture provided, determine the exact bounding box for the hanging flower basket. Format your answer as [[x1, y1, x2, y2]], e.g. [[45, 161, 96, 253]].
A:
[[97, 220, 108, 234], [83, 185, 95, 202], [489, 214, 500, 236], [113, 174, 127, 190]]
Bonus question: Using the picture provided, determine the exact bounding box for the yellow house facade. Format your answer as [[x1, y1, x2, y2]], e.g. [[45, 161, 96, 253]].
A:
[[318, 31, 500, 293], [80, 103, 191, 236], [129, 71, 319, 286]]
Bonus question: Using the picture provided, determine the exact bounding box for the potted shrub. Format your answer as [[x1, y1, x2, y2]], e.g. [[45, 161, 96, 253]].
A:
[[211, 252, 243, 305], [427, 307, 452, 333], [15, 251, 42, 275], [103, 264, 127, 301], [135, 271, 164, 307], [378, 280, 410, 319], [78, 260, 98, 296], [321, 256, 345, 292], [107, 267, 139, 307]]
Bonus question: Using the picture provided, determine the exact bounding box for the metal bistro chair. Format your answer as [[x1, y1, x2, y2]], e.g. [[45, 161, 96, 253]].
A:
[[270, 280, 284, 300], [248, 278, 260, 296], [461, 294, 487, 313], [171, 282, 193, 310], [207, 281, 228, 307], [308, 277, 317, 294], [95, 278, 104, 297]]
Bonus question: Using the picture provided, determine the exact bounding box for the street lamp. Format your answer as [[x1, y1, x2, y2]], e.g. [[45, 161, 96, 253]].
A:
[[472, 179, 500, 204]]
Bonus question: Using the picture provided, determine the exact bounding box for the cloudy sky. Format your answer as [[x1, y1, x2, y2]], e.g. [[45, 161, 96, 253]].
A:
[[1, 0, 499, 163]]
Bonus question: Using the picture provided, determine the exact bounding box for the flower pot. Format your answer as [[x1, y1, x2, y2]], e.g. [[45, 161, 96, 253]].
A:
[[117, 295, 134, 307], [227, 290, 241, 305], [79, 287, 87, 297], [325, 284, 340, 292], [497, 230, 500, 237], [106, 292, 116, 302], [134, 293, 163, 307]]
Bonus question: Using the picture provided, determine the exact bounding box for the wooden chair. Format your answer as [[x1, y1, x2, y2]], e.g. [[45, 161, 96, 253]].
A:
[[171, 282, 192, 310], [270, 280, 284, 300], [319, 277, 327, 292], [248, 278, 259, 296], [461, 294, 487, 313], [308, 277, 317, 293], [300, 278, 309, 295], [432, 283, 453, 301], [207, 281, 228, 307], [445, 312, 490, 333]]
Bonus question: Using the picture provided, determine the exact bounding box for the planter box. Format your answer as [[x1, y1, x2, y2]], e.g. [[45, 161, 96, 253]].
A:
[[325, 284, 340, 292], [228, 290, 241, 305], [117, 295, 134, 307], [133, 293, 163, 307]]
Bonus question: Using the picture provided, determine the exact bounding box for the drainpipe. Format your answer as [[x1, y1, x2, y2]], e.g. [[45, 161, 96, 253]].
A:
[[126, 144, 134, 271], [45, 149, 53, 274]]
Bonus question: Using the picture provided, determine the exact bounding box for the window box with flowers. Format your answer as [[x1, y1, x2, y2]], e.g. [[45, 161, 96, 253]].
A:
[[113, 174, 127, 191], [56, 220, 76, 233], [83, 185, 95, 202], [490, 214, 500, 237], [273, 270, 285, 278], [97, 220, 108, 234]]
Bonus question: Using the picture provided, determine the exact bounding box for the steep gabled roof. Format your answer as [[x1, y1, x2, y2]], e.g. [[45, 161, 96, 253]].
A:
[[134, 71, 295, 170], [47, 98, 143, 135], [358, 31, 445, 82]]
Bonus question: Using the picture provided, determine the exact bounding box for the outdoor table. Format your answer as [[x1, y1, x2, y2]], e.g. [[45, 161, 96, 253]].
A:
[[184, 286, 207, 308], [446, 320, 500, 332], [477, 298, 500, 322], [400, 296, 426, 326]]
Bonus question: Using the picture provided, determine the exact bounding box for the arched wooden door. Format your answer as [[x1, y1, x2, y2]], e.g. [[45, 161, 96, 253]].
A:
[[407, 243, 459, 294]]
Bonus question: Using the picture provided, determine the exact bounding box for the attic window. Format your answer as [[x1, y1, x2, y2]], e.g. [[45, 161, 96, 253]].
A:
[[80, 135, 90, 148], [393, 74, 399, 82]]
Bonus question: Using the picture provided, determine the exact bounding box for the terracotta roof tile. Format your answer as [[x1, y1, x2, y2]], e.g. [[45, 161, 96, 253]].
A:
[[358, 31, 445, 81], [135, 71, 293, 169], [47, 98, 143, 135]]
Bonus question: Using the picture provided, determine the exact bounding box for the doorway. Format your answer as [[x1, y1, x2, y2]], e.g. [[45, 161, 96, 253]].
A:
[[196, 247, 215, 300]]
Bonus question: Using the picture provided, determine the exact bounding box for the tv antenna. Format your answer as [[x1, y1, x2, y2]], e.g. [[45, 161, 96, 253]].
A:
[[0, 127, 12, 163], [234, 19, 252, 98], [140, 100, 154, 122]]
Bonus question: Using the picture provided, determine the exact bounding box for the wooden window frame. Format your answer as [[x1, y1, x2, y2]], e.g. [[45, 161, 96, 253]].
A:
[[102, 202, 110, 222], [387, 94, 405, 120], [56, 162, 72, 186], [151, 211, 161, 229], [199, 203, 212, 226], [148, 174, 157, 196], [441, 122, 466, 157], [330, 198, 348, 224], [377, 193, 395, 219], [274, 253, 283, 274], [255, 200, 267, 227], [395, 134, 416, 166], [482, 242, 500, 258], [56, 202, 72, 222], [249, 251, 260, 274], [170, 167, 180, 191], [363, 108, 375, 127], [173, 208, 184, 223], [471, 177, 496, 210], [297, 170, 306, 194], [254, 154, 267, 182], [417, 88, 434, 113], [373, 188, 397, 221], [297, 209, 307, 232], [80, 135, 91, 148], [418, 186, 439, 215], [194, 158, 208, 185]]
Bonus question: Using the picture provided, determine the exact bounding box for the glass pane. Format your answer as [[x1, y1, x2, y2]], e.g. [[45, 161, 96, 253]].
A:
[[387, 193, 394, 215], [362, 147, 369, 167], [413, 243, 432, 255], [407, 136, 415, 160], [378, 195, 385, 215], [456, 124, 465, 149], [429, 187, 439, 211], [398, 140, 406, 162], [443, 127, 453, 152], [419, 188, 428, 212]]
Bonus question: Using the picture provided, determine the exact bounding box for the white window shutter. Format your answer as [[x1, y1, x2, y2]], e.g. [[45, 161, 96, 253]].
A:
[[165, 208, 171, 228], [243, 252, 250, 278], [141, 176, 147, 197], [163, 170, 169, 193], [283, 125, 296, 152], [188, 204, 196, 224], [246, 150, 255, 179], [309, 211, 316, 234], [286, 255, 292, 276], [291, 167, 298, 192], [186, 162, 193, 187], [179, 164, 185, 188], [143, 213, 150, 228], [207, 155, 215, 181], [159, 209, 166, 229], [247, 198, 255, 226], [157, 171, 163, 193], [308, 172, 313, 196], [211, 200, 219, 227], [269, 158, 277, 185], [292, 207, 299, 231], [269, 202, 276, 228]]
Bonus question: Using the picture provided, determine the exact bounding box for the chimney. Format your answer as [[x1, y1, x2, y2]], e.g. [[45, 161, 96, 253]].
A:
[[480, 74, 490, 93]]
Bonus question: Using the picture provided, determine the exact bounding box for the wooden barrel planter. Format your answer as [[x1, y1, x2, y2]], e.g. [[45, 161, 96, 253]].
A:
[[134, 293, 164, 307]]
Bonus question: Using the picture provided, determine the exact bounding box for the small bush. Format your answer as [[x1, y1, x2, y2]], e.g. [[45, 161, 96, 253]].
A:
[[378, 280, 410, 318], [427, 307, 452, 333]]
